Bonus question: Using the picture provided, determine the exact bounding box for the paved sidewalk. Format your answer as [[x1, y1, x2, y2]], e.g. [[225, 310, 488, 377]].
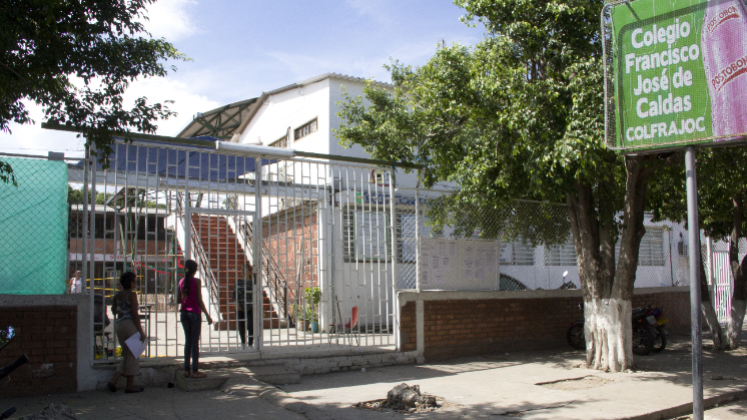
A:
[[278, 333, 747, 420], [3, 333, 746, 420]]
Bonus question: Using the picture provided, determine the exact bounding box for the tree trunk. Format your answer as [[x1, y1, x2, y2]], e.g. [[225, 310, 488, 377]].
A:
[[583, 297, 634, 371], [700, 252, 725, 349], [567, 155, 666, 372], [726, 193, 747, 349]]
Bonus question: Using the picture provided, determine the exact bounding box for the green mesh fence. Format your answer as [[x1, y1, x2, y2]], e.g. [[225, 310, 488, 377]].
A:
[[0, 157, 69, 294]]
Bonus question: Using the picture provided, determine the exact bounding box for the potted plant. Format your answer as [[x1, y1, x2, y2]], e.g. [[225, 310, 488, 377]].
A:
[[304, 287, 321, 333], [291, 287, 321, 332]]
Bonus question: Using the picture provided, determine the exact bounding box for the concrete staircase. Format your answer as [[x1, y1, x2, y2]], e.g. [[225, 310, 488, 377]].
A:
[[191, 214, 280, 330]]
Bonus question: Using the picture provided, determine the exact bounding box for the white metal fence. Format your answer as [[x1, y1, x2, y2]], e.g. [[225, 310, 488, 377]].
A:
[[65, 139, 402, 361], [2, 143, 722, 361]]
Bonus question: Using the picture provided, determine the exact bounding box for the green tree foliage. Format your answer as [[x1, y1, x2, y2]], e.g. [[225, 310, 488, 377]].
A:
[[67, 186, 109, 205], [649, 147, 747, 349], [337, 0, 680, 371], [0, 0, 187, 182]]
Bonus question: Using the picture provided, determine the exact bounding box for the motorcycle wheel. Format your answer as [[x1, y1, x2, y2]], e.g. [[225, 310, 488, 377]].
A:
[[652, 325, 667, 352], [567, 325, 586, 350], [632, 324, 655, 356]]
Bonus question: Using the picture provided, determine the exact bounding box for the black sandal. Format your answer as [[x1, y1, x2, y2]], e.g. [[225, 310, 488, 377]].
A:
[[107, 382, 117, 392], [125, 387, 144, 393]]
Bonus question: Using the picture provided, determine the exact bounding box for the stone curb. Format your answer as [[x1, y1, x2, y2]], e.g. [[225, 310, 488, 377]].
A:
[[620, 387, 747, 420]]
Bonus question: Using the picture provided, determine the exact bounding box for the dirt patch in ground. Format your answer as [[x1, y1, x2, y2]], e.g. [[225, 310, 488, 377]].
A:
[[354, 396, 463, 414], [538, 376, 611, 391]]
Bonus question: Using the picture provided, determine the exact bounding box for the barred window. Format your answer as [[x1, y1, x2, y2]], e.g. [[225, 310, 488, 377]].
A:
[[613, 227, 665, 266], [640, 227, 665, 266], [544, 236, 577, 266], [500, 238, 534, 266], [342, 207, 391, 262], [294, 119, 318, 141]]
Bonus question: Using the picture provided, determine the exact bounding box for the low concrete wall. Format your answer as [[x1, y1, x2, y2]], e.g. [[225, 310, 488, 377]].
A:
[[0, 294, 93, 395], [399, 287, 692, 361], [89, 349, 419, 389]]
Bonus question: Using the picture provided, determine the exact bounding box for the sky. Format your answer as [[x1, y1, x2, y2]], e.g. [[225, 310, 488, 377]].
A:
[[0, 0, 484, 159]]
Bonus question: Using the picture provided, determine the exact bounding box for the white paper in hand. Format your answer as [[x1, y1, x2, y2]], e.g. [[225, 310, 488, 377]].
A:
[[124, 333, 147, 359]]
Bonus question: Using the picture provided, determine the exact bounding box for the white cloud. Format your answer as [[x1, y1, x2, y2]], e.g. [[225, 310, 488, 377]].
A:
[[0, 76, 220, 157], [264, 38, 461, 85], [0, 101, 84, 157], [343, 0, 392, 25], [123, 76, 221, 136], [142, 0, 199, 42]]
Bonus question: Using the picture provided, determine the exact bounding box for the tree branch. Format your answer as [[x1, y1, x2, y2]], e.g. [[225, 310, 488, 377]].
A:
[[0, 61, 27, 84]]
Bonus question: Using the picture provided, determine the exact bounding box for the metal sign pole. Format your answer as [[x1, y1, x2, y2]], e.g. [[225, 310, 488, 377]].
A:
[[685, 146, 703, 420]]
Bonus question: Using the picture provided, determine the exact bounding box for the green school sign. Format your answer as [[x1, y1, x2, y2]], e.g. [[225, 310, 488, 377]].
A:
[[604, 0, 747, 153]]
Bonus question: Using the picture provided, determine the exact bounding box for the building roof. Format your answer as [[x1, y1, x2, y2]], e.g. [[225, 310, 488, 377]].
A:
[[177, 97, 260, 140], [177, 73, 392, 143]]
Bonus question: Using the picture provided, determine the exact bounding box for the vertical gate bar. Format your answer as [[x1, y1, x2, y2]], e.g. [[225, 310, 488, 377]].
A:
[[303, 161, 312, 347], [415, 174, 420, 293], [287, 160, 294, 348], [371, 166, 379, 347], [318, 162, 324, 346], [363, 166, 371, 347], [144, 145, 151, 355], [82, 143, 89, 295], [371, 169, 379, 346], [253, 156, 263, 351], [389, 167, 398, 350], [89, 143, 97, 362], [293, 160, 300, 348]]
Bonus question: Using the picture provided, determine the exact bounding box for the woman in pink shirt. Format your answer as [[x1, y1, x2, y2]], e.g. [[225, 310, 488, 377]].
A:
[[177, 260, 213, 378]]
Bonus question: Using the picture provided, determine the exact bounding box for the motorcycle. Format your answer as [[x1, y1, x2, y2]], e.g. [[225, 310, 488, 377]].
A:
[[567, 306, 661, 355], [642, 306, 668, 352], [1, 326, 29, 420]]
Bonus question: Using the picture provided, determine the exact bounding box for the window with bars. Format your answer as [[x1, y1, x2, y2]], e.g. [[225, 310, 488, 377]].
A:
[[268, 136, 288, 148], [543, 227, 665, 267], [342, 207, 391, 262], [500, 238, 535, 266], [545, 237, 577, 266], [294, 118, 318, 140], [615, 226, 665, 266]]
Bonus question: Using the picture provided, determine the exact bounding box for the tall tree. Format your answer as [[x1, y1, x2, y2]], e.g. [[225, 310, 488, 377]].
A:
[[650, 147, 747, 349], [0, 0, 185, 181], [337, 0, 679, 371]]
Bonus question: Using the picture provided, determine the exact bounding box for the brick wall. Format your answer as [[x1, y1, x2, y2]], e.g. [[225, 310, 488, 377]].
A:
[[401, 289, 691, 361], [400, 301, 416, 352], [632, 292, 691, 334], [0, 306, 77, 396], [263, 209, 319, 301]]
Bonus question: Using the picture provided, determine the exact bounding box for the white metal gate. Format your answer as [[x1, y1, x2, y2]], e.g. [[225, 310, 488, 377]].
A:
[[704, 238, 747, 325], [711, 250, 733, 324], [75, 138, 398, 362]]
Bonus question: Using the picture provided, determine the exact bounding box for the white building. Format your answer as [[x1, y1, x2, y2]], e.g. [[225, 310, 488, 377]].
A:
[[178, 73, 692, 293]]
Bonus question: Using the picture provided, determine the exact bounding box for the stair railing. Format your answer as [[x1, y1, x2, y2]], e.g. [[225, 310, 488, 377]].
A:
[[175, 193, 221, 310], [239, 219, 290, 319]]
